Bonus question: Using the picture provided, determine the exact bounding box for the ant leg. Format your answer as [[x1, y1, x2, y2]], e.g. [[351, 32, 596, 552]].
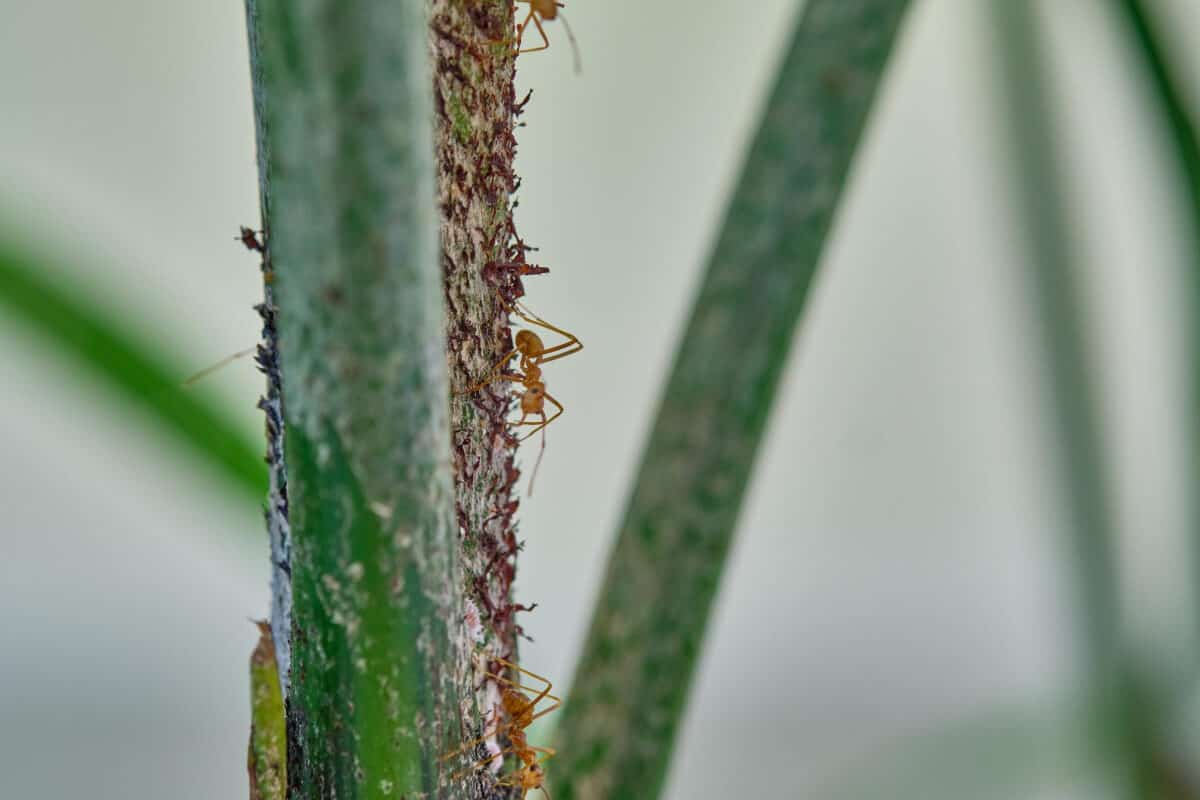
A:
[[557, 10, 583, 74], [518, 14, 551, 54], [519, 393, 563, 440], [448, 743, 530, 782], [485, 670, 562, 717], [457, 349, 520, 395], [440, 695, 511, 764], [448, 753, 498, 782], [510, 302, 583, 363], [534, 339, 583, 364], [183, 347, 258, 388], [527, 422, 547, 496], [488, 659, 563, 720], [529, 745, 557, 764], [439, 717, 505, 764]]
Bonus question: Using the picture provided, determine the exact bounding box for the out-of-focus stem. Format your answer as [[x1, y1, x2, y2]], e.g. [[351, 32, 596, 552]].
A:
[[550, 3, 913, 798]]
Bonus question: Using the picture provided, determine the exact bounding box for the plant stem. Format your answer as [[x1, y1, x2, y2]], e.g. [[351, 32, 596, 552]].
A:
[[1114, 0, 1200, 657], [243, 1, 467, 797], [429, 0, 533, 690], [988, 2, 1149, 796], [549, 3, 913, 798], [249, 621, 287, 800]]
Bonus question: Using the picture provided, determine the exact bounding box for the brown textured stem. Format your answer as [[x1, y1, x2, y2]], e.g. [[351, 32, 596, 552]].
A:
[[244, 0, 537, 794], [430, 0, 544, 790]]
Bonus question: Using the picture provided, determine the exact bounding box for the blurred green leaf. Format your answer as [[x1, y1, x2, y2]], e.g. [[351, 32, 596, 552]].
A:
[[1116, 0, 1200, 659], [1117, 0, 1200, 220], [990, 2, 1165, 797], [550, 2, 914, 799], [0, 239, 267, 504]]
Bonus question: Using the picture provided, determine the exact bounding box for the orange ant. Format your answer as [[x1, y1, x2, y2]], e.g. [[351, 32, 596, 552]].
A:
[[513, 1, 582, 74], [442, 657, 560, 799], [459, 293, 582, 442]]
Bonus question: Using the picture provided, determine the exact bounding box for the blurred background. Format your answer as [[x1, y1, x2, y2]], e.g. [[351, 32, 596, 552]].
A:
[[2, 0, 1200, 797]]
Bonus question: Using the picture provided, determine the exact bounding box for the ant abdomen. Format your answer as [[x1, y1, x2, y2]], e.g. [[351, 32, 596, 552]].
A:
[[515, 329, 544, 355]]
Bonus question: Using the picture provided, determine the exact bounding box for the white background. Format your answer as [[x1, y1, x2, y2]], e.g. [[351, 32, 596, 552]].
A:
[[1, 1, 1198, 798]]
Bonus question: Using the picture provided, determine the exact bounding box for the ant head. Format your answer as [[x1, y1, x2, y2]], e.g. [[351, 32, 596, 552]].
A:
[[521, 764, 546, 789], [534, 0, 559, 19], [515, 329, 544, 356]]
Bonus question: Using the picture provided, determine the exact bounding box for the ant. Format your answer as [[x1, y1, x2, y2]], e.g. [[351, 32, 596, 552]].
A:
[[442, 657, 561, 799], [459, 293, 582, 442], [512, 1, 582, 74]]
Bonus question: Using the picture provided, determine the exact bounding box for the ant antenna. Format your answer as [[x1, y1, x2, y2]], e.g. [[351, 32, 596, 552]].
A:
[[527, 428, 547, 497], [557, 11, 582, 75], [182, 347, 257, 388]]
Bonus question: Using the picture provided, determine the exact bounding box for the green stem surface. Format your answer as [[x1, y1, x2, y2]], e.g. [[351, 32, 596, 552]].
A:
[[550, 3, 913, 799], [244, 1, 465, 797], [249, 621, 287, 800]]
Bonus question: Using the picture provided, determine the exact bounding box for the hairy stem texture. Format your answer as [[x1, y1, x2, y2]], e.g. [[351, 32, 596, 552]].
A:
[[430, 0, 550, 785], [550, 3, 913, 799]]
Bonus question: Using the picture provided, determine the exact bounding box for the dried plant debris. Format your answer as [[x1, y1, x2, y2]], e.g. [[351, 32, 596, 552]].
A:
[[432, 0, 546, 700]]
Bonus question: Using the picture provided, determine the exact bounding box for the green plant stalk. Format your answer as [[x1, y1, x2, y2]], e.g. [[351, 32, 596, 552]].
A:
[[550, 3, 913, 799], [249, 621, 287, 800], [1116, 1, 1200, 224], [243, 1, 466, 797], [1115, 0, 1200, 655], [989, 2, 1150, 796], [0, 242, 266, 503]]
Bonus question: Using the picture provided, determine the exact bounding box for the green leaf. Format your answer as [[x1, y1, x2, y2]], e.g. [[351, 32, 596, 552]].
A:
[[1114, 0, 1200, 654], [989, 3, 1166, 796], [549, 3, 914, 799], [0, 239, 266, 504]]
